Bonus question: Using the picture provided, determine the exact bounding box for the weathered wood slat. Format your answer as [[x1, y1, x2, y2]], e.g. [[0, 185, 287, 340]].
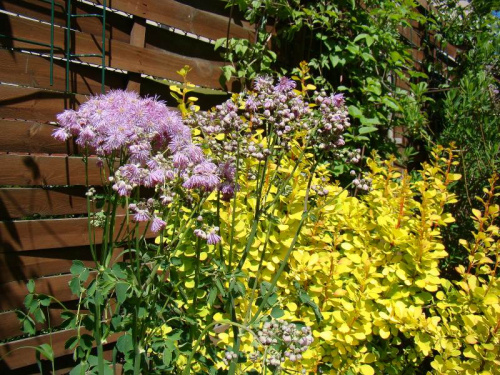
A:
[[86, 0, 254, 41], [1, 14, 231, 90], [0, 154, 103, 186], [0, 328, 120, 370], [0, 84, 83, 122], [0, 306, 75, 340], [0, 49, 128, 95], [0, 245, 126, 284], [0, 273, 92, 312], [1, 0, 133, 43], [0, 83, 182, 124], [0, 249, 93, 285], [0, 119, 75, 154], [0, 187, 89, 219], [0, 215, 152, 253]]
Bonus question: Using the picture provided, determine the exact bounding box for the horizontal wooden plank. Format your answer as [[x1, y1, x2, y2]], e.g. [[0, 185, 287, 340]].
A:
[[0, 272, 93, 312], [0, 119, 76, 154], [0, 215, 153, 253], [0, 49, 128, 95], [0, 84, 82, 122], [1, 0, 133, 43], [0, 327, 120, 370], [0, 245, 126, 284], [144, 23, 222, 62], [87, 0, 254, 41], [0, 305, 75, 340], [0, 154, 104, 186], [1, 14, 233, 90], [0, 187, 89, 219]]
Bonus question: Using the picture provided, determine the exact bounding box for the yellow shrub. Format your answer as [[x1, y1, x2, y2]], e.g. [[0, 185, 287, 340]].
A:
[[155, 144, 500, 375]]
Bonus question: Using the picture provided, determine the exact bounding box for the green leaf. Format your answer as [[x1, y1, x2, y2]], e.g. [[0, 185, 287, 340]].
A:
[[163, 347, 173, 367], [214, 38, 226, 51], [38, 295, 52, 307], [207, 287, 218, 306], [69, 277, 81, 295], [117, 334, 133, 354], [348, 105, 363, 118], [358, 126, 378, 134], [70, 260, 85, 276], [360, 116, 381, 126], [271, 307, 285, 318], [329, 54, 340, 67], [21, 315, 36, 335], [37, 343, 54, 361], [70, 363, 87, 375], [65, 336, 79, 350], [115, 282, 129, 304], [79, 334, 94, 351], [382, 97, 402, 111], [355, 135, 370, 141], [24, 294, 35, 310], [27, 279, 35, 294], [111, 263, 127, 279], [354, 33, 368, 43]]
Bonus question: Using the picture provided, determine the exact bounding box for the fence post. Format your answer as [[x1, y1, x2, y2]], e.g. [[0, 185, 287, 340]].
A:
[[126, 16, 146, 93]]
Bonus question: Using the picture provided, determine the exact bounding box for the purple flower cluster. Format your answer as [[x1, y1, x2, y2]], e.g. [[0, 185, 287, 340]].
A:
[[53, 90, 220, 232], [255, 320, 314, 368], [313, 90, 350, 151], [184, 75, 353, 201]]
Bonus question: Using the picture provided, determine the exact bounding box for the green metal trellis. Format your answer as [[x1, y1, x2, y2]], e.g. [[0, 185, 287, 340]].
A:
[[66, 0, 107, 93], [0, 0, 107, 94]]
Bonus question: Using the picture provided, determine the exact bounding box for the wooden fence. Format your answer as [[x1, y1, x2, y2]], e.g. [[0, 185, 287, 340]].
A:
[[0, 0, 250, 372], [0, 0, 457, 373]]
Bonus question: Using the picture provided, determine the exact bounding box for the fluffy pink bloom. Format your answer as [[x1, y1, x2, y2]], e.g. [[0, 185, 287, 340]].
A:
[[151, 216, 167, 233], [207, 228, 221, 245], [183, 161, 220, 191], [52, 127, 71, 141], [133, 209, 150, 222], [194, 228, 207, 239]]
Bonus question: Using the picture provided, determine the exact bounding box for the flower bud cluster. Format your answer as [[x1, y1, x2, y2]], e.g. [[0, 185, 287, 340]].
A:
[[347, 148, 362, 164], [90, 210, 106, 228], [255, 320, 313, 369], [85, 187, 97, 200], [222, 350, 238, 366], [311, 184, 330, 197], [194, 226, 221, 245], [312, 90, 350, 151], [353, 176, 372, 192]]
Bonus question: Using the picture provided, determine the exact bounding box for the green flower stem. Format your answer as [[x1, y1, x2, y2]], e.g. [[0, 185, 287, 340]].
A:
[[228, 142, 242, 272], [251, 213, 307, 325], [94, 289, 105, 375], [261, 346, 269, 375], [244, 219, 275, 324], [250, 161, 319, 324], [132, 305, 142, 375], [84, 151, 97, 264], [169, 196, 208, 257], [216, 191, 226, 269], [193, 237, 202, 312]]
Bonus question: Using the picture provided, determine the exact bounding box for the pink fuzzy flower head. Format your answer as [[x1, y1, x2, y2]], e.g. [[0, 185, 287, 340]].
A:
[[183, 161, 220, 191], [206, 227, 221, 245], [194, 228, 207, 239], [151, 216, 167, 233]]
